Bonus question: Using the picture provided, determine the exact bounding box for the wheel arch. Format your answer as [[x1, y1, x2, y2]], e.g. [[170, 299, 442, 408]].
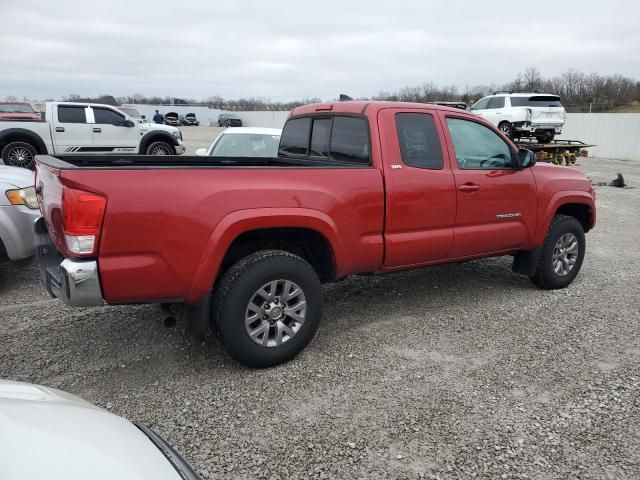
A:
[[187, 208, 342, 304], [0, 128, 48, 155], [139, 131, 179, 154], [536, 192, 595, 244]]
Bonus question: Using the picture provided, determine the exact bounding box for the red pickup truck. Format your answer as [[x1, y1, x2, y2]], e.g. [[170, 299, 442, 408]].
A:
[[34, 101, 596, 367]]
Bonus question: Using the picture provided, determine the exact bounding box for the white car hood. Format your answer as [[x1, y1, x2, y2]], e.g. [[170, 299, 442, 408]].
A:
[[0, 166, 35, 189], [0, 380, 180, 480]]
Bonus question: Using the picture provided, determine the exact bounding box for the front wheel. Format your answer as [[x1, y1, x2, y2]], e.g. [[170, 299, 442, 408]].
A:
[[530, 215, 585, 289], [212, 250, 323, 368], [498, 122, 514, 138], [145, 141, 173, 155], [1, 141, 37, 169]]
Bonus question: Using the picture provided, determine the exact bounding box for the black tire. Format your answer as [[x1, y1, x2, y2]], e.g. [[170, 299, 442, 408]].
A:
[[145, 141, 173, 155], [1, 141, 37, 169], [498, 122, 514, 138], [529, 215, 585, 289], [536, 134, 554, 144], [212, 250, 323, 368]]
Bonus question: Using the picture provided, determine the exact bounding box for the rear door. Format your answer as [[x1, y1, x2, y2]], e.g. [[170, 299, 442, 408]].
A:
[[380, 108, 457, 267], [90, 106, 139, 153], [51, 105, 93, 154], [440, 114, 537, 257]]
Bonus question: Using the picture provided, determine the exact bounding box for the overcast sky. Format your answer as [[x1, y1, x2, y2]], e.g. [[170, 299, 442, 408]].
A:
[[1, 0, 639, 101]]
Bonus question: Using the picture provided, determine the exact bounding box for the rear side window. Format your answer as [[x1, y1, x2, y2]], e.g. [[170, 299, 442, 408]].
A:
[[278, 117, 311, 157], [510, 97, 527, 107], [57, 106, 86, 123], [395, 113, 443, 169], [93, 107, 125, 125], [329, 117, 369, 164]]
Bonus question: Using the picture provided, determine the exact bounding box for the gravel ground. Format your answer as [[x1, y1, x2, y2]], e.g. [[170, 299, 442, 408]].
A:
[[1, 144, 639, 479]]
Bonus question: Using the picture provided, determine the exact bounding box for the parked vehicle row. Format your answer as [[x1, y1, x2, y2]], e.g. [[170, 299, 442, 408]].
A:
[[34, 100, 595, 368], [0, 102, 185, 169]]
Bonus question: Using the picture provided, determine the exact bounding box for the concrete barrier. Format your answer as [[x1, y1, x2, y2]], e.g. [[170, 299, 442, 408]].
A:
[[560, 113, 640, 161]]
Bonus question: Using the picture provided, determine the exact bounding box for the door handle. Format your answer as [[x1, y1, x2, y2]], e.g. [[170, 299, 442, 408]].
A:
[[458, 183, 480, 193], [93, 127, 102, 133], [55, 127, 65, 132]]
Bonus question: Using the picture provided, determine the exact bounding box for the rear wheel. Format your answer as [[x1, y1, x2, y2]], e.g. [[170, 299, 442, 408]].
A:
[[1, 141, 37, 169], [530, 215, 585, 289], [212, 250, 323, 368], [145, 141, 173, 155]]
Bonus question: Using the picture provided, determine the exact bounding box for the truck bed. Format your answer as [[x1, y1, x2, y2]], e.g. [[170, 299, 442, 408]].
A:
[[38, 154, 364, 169]]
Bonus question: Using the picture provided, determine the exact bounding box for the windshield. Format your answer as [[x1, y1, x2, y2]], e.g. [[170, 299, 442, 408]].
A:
[[211, 133, 281, 157], [0, 103, 36, 113], [119, 107, 142, 118]]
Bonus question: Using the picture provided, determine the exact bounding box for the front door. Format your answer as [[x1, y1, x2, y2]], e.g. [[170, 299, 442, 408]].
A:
[[440, 114, 537, 258], [52, 105, 93, 154], [380, 108, 457, 268], [90, 106, 139, 153]]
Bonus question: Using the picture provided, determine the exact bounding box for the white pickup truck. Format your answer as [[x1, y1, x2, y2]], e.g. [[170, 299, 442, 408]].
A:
[[0, 102, 185, 169]]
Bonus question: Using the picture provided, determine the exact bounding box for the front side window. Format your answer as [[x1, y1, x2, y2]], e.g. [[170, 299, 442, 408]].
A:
[[487, 97, 505, 109], [470, 97, 490, 111], [93, 107, 125, 125], [395, 113, 443, 169], [446, 118, 513, 169], [57, 106, 87, 123]]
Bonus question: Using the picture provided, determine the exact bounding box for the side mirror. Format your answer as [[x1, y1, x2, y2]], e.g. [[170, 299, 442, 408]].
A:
[[119, 119, 135, 128], [516, 148, 536, 170], [141, 115, 146, 120], [195, 148, 208, 156]]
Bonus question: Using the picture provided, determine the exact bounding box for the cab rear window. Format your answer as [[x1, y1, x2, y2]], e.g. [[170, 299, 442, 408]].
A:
[[279, 116, 370, 165]]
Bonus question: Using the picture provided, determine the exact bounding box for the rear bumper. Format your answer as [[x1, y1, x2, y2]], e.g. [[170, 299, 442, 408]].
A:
[[513, 122, 563, 134], [35, 217, 104, 307]]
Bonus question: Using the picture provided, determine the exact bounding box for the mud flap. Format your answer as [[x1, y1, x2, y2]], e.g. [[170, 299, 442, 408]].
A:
[[185, 290, 212, 341], [512, 247, 543, 276]]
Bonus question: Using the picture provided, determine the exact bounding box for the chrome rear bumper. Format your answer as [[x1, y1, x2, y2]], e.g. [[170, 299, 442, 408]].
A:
[[35, 217, 104, 307]]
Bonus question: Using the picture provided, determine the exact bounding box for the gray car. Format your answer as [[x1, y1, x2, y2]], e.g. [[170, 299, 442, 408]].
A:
[[0, 166, 40, 262]]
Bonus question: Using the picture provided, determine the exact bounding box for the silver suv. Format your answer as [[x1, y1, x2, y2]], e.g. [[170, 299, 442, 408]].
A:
[[470, 93, 566, 143]]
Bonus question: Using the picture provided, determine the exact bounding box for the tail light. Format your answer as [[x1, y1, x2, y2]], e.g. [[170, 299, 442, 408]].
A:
[[62, 187, 107, 256]]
